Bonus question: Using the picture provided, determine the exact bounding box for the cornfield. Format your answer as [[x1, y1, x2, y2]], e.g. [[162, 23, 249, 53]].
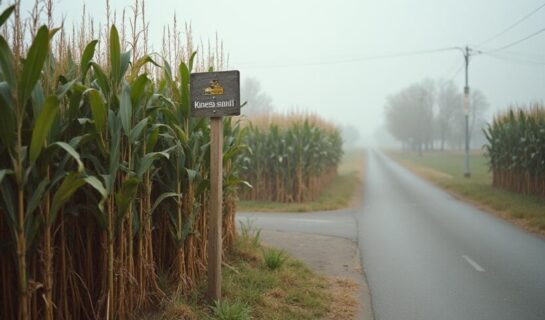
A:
[[0, 2, 245, 319], [484, 105, 545, 197], [240, 114, 343, 203]]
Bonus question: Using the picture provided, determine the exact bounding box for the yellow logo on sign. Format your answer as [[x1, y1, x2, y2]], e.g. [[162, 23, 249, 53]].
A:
[[204, 79, 224, 95]]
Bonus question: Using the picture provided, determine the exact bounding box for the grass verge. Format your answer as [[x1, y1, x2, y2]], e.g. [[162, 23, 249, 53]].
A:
[[388, 150, 545, 236], [144, 226, 359, 319], [237, 149, 365, 212]]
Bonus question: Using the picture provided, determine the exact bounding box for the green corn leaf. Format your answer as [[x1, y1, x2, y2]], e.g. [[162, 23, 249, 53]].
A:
[[0, 34, 15, 87], [90, 62, 110, 95], [150, 192, 181, 215], [30, 96, 59, 164], [136, 151, 169, 177], [110, 25, 121, 85], [19, 25, 49, 104], [83, 175, 107, 214], [188, 51, 197, 73], [179, 62, 190, 117], [0, 5, 15, 28], [55, 79, 76, 99], [87, 89, 107, 133], [129, 55, 158, 81], [49, 173, 86, 225], [120, 50, 131, 80], [30, 80, 45, 118], [0, 82, 15, 149], [0, 179, 16, 228], [80, 40, 98, 80], [24, 210, 42, 248], [185, 168, 198, 182], [51, 141, 84, 173], [129, 118, 148, 143], [130, 74, 149, 106], [108, 114, 121, 184], [26, 178, 49, 216], [115, 176, 140, 221], [0, 169, 12, 184], [120, 84, 132, 136]]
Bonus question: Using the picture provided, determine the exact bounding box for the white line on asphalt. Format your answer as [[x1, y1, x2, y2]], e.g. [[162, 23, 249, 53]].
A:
[[462, 255, 486, 272], [291, 218, 330, 224]]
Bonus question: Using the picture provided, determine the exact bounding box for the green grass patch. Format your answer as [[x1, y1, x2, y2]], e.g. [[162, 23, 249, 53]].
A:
[[237, 149, 364, 212], [262, 248, 288, 270], [389, 150, 545, 233], [145, 228, 331, 320]]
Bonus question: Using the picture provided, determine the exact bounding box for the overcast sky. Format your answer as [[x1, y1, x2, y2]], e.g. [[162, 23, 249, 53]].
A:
[[13, 0, 545, 144]]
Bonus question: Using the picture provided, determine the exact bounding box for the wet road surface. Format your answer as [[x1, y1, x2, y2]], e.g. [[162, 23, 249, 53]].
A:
[[359, 150, 545, 320]]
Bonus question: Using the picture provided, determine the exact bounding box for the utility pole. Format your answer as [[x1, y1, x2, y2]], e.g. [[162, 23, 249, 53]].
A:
[[463, 46, 470, 178]]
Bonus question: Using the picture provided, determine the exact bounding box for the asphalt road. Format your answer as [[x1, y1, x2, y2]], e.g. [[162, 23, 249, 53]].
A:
[[360, 150, 545, 320]]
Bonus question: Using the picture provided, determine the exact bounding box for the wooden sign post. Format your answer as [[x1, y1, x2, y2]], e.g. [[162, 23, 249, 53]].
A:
[[190, 71, 240, 302]]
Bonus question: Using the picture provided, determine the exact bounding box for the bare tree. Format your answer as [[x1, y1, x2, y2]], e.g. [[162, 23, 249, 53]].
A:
[[241, 77, 273, 116], [436, 80, 462, 151], [444, 88, 489, 149], [384, 79, 434, 155]]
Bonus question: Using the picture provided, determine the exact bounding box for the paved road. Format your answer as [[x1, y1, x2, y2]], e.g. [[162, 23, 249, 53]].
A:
[[359, 150, 545, 320], [236, 210, 358, 240]]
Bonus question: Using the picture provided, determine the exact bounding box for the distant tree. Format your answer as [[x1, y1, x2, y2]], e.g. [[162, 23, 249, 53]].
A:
[[469, 89, 490, 147], [436, 80, 462, 151], [241, 77, 273, 116], [384, 79, 434, 154], [446, 88, 489, 149]]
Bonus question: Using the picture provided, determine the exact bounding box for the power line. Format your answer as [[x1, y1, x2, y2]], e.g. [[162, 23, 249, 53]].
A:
[[484, 52, 545, 65], [478, 1, 545, 46], [237, 47, 459, 69], [485, 26, 545, 53]]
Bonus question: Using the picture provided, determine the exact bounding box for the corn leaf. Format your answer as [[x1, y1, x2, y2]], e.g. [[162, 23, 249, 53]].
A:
[[150, 192, 181, 215], [120, 84, 132, 136], [30, 96, 59, 164], [0, 35, 15, 87], [87, 89, 107, 133], [0, 6, 15, 28], [25, 178, 49, 216], [51, 141, 84, 173], [110, 25, 121, 86], [90, 62, 110, 95], [49, 173, 86, 225], [84, 175, 107, 214], [129, 118, 148, 143], [19, 26, 49, 104], [0, 82, 15, 149], [136, 151, 169, 177], [80, 40, 98, 80], [115, 176, 140, 222]]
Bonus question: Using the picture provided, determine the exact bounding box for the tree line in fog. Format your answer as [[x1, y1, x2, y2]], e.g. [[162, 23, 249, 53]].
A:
[[384, 79, 489, 153]]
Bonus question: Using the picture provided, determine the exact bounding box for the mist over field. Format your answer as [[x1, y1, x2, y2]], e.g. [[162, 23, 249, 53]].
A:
[[8, 0, 545, 149]]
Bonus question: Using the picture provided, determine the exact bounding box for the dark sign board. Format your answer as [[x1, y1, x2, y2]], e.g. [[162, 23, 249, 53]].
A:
[[190, 70, 240, 117]]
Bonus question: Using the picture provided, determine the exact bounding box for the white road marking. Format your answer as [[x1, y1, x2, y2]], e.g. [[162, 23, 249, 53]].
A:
[[462, 255, 486, 272], [290, 218, 330, 224]]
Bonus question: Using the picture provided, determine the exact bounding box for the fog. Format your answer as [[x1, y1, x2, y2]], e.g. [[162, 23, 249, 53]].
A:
[[13, 0, 545, 147]]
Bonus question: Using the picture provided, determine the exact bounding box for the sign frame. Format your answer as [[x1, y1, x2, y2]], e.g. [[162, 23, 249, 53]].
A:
[[190, 70, 240, 117]]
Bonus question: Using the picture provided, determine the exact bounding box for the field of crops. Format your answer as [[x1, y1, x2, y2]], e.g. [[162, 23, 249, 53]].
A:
[[484, 105, 545, 197], [0, 3, 246, 319], [239, 114, 343, 203]]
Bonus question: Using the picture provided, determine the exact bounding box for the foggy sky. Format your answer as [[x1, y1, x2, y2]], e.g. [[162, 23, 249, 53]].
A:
[[12, 0, 545, 145]]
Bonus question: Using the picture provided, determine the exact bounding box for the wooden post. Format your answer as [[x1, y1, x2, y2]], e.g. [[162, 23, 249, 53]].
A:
[[208, 117, 223, 301], [190, 70, 239, 303]]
